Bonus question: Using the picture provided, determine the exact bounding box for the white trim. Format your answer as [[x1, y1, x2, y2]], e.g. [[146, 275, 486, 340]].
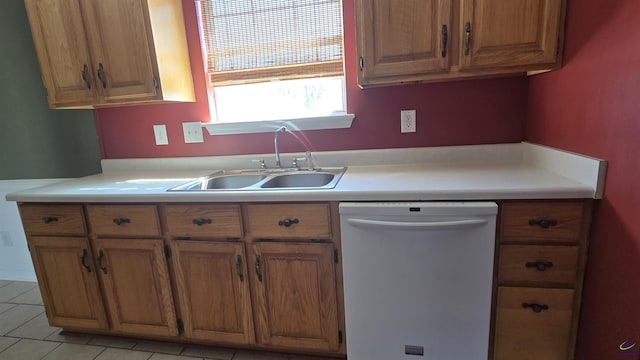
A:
[[202, 114, 355, 135]]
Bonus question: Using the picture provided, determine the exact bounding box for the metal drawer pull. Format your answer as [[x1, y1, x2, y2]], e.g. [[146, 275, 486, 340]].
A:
[[113, 218, 131, 225], [81, 64, 91, 89], [464, 22, 472, 55], [97, 63, 107, 89], [528, 219, 558, 228], [255, 255, 263, 282], [192, 218, 212, 226], [522, 302, 549, 313], [42, 216, 59, 224], [278, 218, 299, 227], [98, 250, 107, 274], [526, 261, 554, 271], [236, 255, 244, 282], [441, 24, 448, 58], [80, 249, 92, 273]]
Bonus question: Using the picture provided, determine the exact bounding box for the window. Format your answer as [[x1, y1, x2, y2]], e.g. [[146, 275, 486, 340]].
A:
[[196, 0, 352, 134]]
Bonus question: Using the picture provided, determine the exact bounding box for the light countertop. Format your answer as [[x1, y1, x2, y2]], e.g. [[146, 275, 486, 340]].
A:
[[6, 143, 606, 203]]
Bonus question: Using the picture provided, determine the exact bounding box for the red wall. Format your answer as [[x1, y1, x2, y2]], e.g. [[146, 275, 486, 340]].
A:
[[95, 0, 528, 159], [527, 0, 640, 358]]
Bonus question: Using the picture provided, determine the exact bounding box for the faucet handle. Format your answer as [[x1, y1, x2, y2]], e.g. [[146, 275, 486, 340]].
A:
[[251, 159, 266, 170], [291, 157, 307, 169]]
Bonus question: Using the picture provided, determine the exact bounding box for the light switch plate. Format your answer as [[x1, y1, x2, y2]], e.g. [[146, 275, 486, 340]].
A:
[[153, 124, 169, 145], [182, 122, 204, 143]]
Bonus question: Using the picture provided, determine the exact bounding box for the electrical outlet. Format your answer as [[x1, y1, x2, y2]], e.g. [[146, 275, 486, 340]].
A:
[[182, 122, 204, 143], [401, 110, 416, 133], [153, 124, 169, 145]]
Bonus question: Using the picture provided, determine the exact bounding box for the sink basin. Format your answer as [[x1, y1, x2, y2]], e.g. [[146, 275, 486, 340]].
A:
[[168, 167, 346, 191], [260, 173, 335, 188], [204, 174, 266, 189]]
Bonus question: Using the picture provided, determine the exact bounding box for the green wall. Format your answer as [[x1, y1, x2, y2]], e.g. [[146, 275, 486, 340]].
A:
[[0, 0, 101, 180]]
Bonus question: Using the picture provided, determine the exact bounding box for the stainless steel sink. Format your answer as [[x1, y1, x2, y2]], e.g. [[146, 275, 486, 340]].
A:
[[168, 167, 346, 191]]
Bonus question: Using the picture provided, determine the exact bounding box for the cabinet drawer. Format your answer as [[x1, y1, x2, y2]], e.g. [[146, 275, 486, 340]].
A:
[[247, 203, 331, 240], [501, 202, 585, 244], [494, 287, 575, 360], [499, 245, 579, 288], [87, 205, 160, 237], [19, 204, 86, 236], [163, 205, 243, 239]]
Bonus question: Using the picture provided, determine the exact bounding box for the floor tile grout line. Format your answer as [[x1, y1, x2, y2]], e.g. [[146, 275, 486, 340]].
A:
[[36, 340, 63, 360], [4, 284, 39, 303], [0, 307, 46, 337]]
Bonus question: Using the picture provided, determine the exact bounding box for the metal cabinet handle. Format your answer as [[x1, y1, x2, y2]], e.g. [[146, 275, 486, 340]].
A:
[[113, 218, 131, 226], [359, 56, 364, 71], [192, 218, 212, 226], [522, 302, 549, 313], [255, 255, 263, 282], [526, 261, 554, 271], [42, 216, 58, 224], [236, 255, 244, 282], [464, 22, 472, 55], [98, 250, 107, 274], [81, 64, 91, 89], [80, 249, 92, 273], [278, 218, 299, 227], [97, 63, 107, 89], [441, 24, 448, 58], [528, 219, 558, 229]]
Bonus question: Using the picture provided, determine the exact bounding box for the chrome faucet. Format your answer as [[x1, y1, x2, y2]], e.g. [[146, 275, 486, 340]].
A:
[[274, 126, 288, 168]]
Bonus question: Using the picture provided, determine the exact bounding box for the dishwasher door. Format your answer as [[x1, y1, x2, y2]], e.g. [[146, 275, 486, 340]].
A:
[[339, 202, 497, 360]]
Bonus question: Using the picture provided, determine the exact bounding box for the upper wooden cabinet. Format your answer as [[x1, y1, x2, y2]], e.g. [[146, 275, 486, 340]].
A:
[[356, 0, 452, 84], [24, 0, 195, 108], [355, 0, 566, 87]]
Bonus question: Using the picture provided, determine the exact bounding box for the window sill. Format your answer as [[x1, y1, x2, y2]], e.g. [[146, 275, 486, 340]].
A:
[[202, 114, 354, 136]]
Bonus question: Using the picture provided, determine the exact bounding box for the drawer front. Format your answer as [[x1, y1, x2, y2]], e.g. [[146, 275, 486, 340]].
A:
[[501, 202, 585, 244], [19, 204, 86, 236], [247, 203, 331, 240], [87, 205, 160, 237], [163, 205, 243, 238], [499, 245, 579, 288], [494, 287, 575, 360]]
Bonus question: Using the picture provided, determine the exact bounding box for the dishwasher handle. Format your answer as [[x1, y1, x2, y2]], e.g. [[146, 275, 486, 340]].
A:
[[345, 218, 489, 231]]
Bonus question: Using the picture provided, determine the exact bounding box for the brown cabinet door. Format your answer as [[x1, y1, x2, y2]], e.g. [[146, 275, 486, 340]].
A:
[[494, 287, 575, 360], [81, 0, 159, 102], [93, 238, 177, 337], [356, 0, 452, 85], [251, 242, 340, 352], [28, 236, 107, 330], [172, 241, 254, 344], [460, 0, 563, 70], [24, 0, 98, 107]]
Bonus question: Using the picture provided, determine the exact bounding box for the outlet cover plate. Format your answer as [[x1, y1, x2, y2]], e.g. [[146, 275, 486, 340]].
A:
[[153, 124, 169, 145], [401, 110, 416, 133], [183, 122, 204, 143]]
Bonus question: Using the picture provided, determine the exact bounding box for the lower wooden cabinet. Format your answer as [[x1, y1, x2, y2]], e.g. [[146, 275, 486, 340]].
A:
[[494, 287, 575, 360], [93, 238, 178, 337], [28, 236, 108, 330], [172, 241, 254, 345], [251, 242, 340, 352]]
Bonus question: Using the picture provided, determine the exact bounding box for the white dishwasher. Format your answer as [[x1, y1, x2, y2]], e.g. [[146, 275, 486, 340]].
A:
[[339, 202, 497, 360]]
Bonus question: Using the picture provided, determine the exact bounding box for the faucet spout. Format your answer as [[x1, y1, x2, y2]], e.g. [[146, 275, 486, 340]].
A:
[[274, 126, 288, 168]]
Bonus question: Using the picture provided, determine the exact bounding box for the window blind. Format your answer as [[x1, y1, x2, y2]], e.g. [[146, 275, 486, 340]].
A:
[[197, 0, 344, 86]]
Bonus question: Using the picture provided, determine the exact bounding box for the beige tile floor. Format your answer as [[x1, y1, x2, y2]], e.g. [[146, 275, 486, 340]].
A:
[[0, 281, 335, 360]]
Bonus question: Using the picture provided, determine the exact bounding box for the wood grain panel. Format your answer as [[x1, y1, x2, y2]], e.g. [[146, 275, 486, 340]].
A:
[[501, 202, 584, 243], [251, 242, 339, 352], [94, 238, 177, 337], [86, 205, 160, 237], [19, 204, 86, 236], [499, 245, 578, 288], [28, 236, 107, 329], [247, 204, 331, 240], [163, 205, 242, 239], [172, 241, 254, 344], [494, 287, 574, 360]]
